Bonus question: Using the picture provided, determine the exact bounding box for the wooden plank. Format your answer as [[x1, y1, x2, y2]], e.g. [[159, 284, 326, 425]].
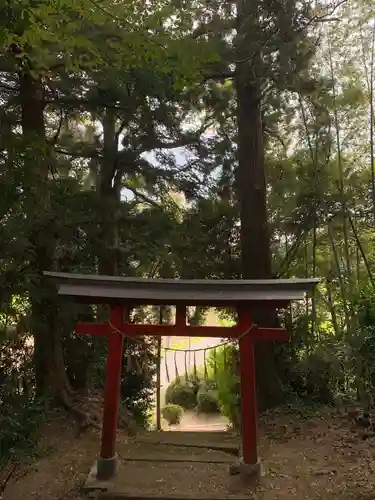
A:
[[58, 283, 306, 302], [44, 271, 318, 304], [117, 324, 241, 338], [76, 323, 289, 341], [62, 295, 292, 309], [76, 322, 242, 338], [44, 270, 319, 289]]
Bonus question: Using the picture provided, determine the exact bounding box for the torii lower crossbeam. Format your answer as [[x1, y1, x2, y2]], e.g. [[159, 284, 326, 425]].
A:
[[76, 304, 289, 481]]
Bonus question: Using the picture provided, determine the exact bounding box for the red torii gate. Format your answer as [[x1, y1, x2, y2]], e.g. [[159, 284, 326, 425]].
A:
[[45, 272, 318, 481]]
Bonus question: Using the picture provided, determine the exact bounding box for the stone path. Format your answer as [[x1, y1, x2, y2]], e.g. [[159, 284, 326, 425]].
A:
[[169, 411, 228, 432]]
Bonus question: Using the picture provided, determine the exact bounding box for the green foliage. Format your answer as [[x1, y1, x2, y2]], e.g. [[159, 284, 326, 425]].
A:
[[162, 404, 184, 425], [120, 337, 158, 427], [354, 285, 375, 395], [196, 389, 220, 414], [288, 345, 343, 405], [207, 345, 241, 427], [0, 329, 44, 469], [0, 393, 44, 467], [281, 311, 353, 406], [165, 375, 200, 410], [83, 332, 157, 428], [165, 371, 221, 414]]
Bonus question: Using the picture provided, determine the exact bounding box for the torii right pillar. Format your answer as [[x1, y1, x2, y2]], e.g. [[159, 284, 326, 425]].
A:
[[235, 307, 289, 480]]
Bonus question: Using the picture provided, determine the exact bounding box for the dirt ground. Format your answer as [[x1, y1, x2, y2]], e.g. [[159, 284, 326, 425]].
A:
[[2, 408, 375, 500]]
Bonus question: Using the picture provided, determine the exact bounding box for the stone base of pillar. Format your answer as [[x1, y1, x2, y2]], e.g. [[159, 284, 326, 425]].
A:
[[229, 459, 265, 482], [96, 454, 119, 481]]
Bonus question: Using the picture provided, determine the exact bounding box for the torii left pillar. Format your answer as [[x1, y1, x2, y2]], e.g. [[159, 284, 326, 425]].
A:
[[96, 305, 124, 480]]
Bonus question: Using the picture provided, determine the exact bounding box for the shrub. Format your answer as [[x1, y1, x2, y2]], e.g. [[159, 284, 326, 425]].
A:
[[0, 395, 45, 464], [165, 375, 200, 409], [289, 344, 346, 405], [162, 404, 184, 425], [196, 389, 220, 414], [199, 377, 217, 392], [83, 312, 158, 428], [207, 345, 241, 428], [120, 337, 158, 427], [356, 285, 375, 396], [0, 331, 44, 471]]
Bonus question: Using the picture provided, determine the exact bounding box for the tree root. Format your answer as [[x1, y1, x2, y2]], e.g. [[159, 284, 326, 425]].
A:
[[58, 387, 99, 435], [0, 456, 20, 496], [57, 389, 138, 438], [118, 402, 139, 436]]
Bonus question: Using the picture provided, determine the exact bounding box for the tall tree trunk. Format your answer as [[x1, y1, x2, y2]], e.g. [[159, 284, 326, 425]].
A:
[[326, 278, 340, 336], [327, 35, 353, 295], [304, 236, 310, 322], [19, 70, 72, 403], [235, 0, 283, 410], [98, 108, 121, 276], [235, 82, 270, 279]]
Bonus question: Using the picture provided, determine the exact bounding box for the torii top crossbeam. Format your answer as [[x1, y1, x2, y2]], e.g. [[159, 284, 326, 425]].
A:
[[44, 271, 318, 338], [44, 271, 318, 304]]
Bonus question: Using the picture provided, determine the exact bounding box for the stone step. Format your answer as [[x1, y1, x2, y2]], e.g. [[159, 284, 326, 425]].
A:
[[98, 494, 254, 500], [120, 454, 235, 464], [135, 431, 239, 456]]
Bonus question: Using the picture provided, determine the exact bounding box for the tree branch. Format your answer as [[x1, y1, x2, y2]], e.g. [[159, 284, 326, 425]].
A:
[[55, 148, 102, 159], [122, 183, 160, 207]]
